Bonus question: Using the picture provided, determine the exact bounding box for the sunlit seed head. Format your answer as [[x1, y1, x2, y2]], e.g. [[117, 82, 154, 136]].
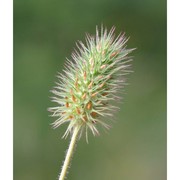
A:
[[49, 25, 134, 140]]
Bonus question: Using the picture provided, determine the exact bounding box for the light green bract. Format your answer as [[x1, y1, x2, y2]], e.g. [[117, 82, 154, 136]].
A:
[[49, 26, 134, 140]]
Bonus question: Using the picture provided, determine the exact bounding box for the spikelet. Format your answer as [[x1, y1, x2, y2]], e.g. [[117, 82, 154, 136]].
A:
[[49, 26, 134, 140]]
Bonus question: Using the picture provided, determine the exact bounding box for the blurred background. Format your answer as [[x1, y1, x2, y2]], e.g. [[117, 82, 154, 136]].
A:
[[14, 0, 166, 180]]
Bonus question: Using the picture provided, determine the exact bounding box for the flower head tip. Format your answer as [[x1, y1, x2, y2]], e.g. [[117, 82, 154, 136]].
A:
[[49, 26, 134, 140]]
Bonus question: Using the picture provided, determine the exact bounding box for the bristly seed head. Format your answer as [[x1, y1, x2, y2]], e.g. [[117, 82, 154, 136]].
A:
[[48, 25, 134, 140]]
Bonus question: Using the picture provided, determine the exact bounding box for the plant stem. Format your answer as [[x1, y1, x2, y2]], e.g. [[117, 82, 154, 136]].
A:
[[59, 126, 79, 180]]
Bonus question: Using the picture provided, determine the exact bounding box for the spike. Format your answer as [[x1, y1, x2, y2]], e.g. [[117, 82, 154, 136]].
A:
[[102, 50, 105, 56], [72, 95, 76, 102], [76, 107, 81, 114], [99, 82, 105, 88], [75, 77, 79, 89], [92, 92, 98, 97], [86, 101, 92, 110], [100, 64, 106, 69], [82, 115, 88, 122], [102, 92, 108, 96], [88, 81, 93, 89], [91, 112, 97, 118], [69, 115, 73, 119], [110, 51, 118, 58], [82, 93, 86, 100], [83, 71, 87, 80], [70, 89, 73, 95], [65, 102, 69, 108], [98, 75, 103, 80]]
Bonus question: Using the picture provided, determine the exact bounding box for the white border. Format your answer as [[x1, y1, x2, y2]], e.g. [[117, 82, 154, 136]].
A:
[[0, 0, 177, 179], [0, 0, 13, 179], [167, 0, 180, 180]]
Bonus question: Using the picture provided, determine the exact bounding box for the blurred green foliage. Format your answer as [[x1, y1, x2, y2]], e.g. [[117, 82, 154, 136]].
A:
[[14, 0, 166, 179]]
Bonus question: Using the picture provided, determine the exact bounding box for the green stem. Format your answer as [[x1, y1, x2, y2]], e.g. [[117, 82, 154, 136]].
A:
[[59, 127, 79, 180]]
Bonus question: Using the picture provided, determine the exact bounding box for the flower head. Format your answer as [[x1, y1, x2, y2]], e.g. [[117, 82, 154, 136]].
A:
[[49, 26, 134, 140]]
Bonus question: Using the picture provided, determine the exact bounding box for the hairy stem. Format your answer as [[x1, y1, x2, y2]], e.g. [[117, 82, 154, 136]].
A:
[[59, 127, 79, 180]]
